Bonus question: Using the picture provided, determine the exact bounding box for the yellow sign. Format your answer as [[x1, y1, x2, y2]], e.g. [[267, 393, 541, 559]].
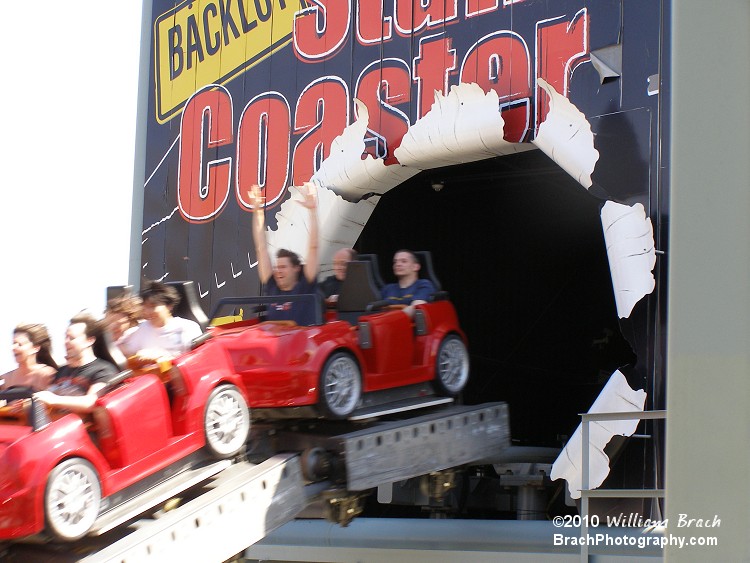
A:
[[154, 0, 299, 123]]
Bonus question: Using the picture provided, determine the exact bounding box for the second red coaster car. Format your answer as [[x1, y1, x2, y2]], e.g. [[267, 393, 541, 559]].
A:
[[196, 259, 469, 419]]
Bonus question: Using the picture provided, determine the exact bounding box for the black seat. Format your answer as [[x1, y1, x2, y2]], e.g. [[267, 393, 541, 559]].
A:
[[168, 281, 209, 331], [357, 254, 385, 289], [337, 261, 382, 325], [413, 251, 442, 291]]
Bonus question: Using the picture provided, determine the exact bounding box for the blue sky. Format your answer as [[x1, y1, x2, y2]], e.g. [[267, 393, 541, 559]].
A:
[[0, 2, 143, 371]]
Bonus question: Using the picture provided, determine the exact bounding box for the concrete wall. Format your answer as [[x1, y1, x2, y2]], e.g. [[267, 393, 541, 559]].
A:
[[666, 0, 750, 560]]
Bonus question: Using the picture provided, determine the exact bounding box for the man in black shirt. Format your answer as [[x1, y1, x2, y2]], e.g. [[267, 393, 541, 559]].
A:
[[34, 314, 118, 414], [320, 248, 357, 304]]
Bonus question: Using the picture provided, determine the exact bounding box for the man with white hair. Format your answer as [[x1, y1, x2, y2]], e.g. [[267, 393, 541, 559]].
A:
[[320, 247, 357, 303]]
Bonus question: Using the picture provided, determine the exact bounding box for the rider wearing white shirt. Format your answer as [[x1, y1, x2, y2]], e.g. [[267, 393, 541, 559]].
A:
[[119, 316, 201, 358], [119, 281, 202, 362]]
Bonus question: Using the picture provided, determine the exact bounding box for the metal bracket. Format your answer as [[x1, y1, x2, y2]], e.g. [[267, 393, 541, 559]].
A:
[[420, 469, 457, 501], [322, 489, 366, 527]]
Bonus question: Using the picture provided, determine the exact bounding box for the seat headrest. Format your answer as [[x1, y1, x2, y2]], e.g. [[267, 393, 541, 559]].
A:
[[413, 251, 442, 291], [356, 254, 385, 289], [337, 261, 382, 313], [168, 281, 209, 331]]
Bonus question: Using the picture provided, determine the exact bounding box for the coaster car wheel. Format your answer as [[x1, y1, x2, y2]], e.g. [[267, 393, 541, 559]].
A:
[[434, 334, 469, 396], [204, 384, 251, 459], [45, 458, 101, 541], [319, 352, 362, 419]]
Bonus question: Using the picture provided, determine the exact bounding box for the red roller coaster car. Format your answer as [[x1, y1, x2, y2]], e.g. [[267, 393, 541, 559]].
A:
[[0, 367, 251, 542], [197, 298, 468, 419], [198, 257, 469, 418]]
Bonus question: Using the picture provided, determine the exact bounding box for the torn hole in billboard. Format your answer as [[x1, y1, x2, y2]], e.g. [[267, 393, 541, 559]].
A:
[[267, 81, 654, 327], [266, 84, 536, 268], [346, 82, 652, 471]]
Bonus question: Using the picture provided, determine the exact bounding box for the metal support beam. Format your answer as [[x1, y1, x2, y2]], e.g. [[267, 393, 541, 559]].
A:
[[83, 455, 304, 563]]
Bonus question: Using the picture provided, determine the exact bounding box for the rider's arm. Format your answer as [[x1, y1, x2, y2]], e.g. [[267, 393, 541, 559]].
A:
[[248, 185, 273, 285], [409, 279, 436, 304], [34, 382, 107, 414], [299, 182, 320, 284], [402, 280, 436, 318]]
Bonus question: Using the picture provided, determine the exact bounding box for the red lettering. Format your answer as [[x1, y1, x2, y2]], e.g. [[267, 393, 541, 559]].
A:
[[460, 31, 532, 142], [535, 9, 589, 127], [394, 0, 458, 35], [292, 77, 350, 185], [465, 0, 498, 19], [412, 35, 457, 118], [355, 59, 411, 164], [356, 0, 392, 44], [178, 86, 234, 223], [171, 6, 593, 226], [499, 103, 531, 143], [236, 93, 291, 210], [293, 0, 351, 61]]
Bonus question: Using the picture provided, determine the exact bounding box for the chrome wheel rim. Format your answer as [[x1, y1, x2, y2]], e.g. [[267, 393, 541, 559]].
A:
[[47, 461, 100, 540], [323, 356, 361, 416], [438, 338, 469, 393], [205, 386, 250, 456]]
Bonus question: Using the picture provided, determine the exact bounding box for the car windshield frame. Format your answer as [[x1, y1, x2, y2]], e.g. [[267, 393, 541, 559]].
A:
[[209, 294, 325, 327]]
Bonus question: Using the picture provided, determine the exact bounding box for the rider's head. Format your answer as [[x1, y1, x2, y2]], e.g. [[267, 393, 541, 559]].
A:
[[274, 249, 302, 291], [332, 248, 357, 281], [139, 281, 180, 328], [392, 249, 421, 282]]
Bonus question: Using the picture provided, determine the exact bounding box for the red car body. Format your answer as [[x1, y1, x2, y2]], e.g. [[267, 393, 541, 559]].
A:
[[0, 364, 248, 540], [186, 299, 466, 412]]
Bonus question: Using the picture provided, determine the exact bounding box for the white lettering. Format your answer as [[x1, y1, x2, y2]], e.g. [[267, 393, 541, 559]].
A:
[[677, 513, 721, 528]]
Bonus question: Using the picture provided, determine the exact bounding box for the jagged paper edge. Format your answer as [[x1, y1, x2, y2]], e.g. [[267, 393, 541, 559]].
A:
[[550, 370, 647, 499], [396, 83, 532, 169], [601, 201, 657, 318], [532, 78, 599, 188]]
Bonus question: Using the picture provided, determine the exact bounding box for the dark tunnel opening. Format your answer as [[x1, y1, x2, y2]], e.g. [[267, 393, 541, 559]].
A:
[[356, 150, 636, 447]]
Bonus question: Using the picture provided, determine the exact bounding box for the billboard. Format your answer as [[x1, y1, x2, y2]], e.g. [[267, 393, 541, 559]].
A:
[[140, 0, 666, 498], [141, 0, 659, 302]]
